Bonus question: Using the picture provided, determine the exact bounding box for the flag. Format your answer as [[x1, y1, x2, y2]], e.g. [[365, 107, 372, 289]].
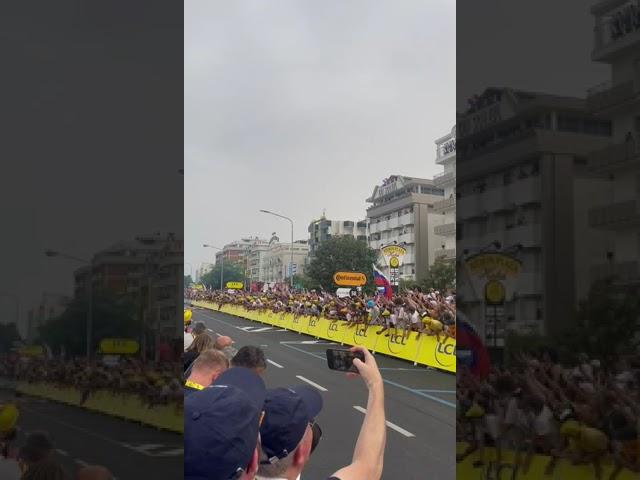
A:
[[372, 264, 393, 299], [456, 312, 490, 378]]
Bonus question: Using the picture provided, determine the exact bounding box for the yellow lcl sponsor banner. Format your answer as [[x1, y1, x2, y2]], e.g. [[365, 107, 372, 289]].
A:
[[456, 442, 637, 479], [194, 301, 456, 372]]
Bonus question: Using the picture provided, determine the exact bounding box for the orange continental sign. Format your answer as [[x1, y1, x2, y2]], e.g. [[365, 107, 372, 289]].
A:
[[333, 272, 367, 287]]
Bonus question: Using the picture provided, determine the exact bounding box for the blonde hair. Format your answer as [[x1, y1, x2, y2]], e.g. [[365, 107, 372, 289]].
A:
[[187, 333, 214, 353]]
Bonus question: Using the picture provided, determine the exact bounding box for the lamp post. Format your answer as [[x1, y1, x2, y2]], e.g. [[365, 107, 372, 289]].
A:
[[259, 210, 294, 288], [203, 244, 224, 290], [44, 250, 93, 359]]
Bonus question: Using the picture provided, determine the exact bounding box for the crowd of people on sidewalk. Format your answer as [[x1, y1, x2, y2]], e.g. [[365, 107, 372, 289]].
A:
[[0, 356, 184, 409], [457, 348, 640, 480], [182, 308, 388, 480], [185, 286, 456, 342]]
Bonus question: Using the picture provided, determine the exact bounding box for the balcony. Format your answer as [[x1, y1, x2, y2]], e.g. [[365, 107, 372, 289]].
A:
[[483, 188, 507, 213], [398, 233, 414, 244], [505, 224, 541, 248], [433, 171, 455, 187], [458, 194, 484, 220], [589, 200, 640, 230], [399, 212, 415, 226], [507, 177, 540, 206], [591, 8, 640, 62], [434, 222, 456, 236], [432, 196, 456, 212], [591, 261, 640, 285], [587, 142, 640, 174], [387, 216, 400, 229], [435, 248, 456, 260], [587, 80, 639, 115]]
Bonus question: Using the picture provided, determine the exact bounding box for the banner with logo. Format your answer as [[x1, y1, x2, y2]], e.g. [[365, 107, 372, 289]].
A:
[[457, 442, 636, 479], [380, 245, 407, 286], [194, 301, 455, 372]]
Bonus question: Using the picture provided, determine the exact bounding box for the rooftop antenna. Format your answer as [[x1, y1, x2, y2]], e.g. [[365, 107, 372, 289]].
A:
[[322, 208, 326, 219]]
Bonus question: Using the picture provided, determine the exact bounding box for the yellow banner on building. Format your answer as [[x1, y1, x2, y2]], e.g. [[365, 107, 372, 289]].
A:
[[193, 301, 456, 372]]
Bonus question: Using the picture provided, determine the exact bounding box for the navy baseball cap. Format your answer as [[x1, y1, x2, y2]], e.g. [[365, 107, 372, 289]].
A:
[[185, 367, 266, 480], [259, 385, 323, 464]]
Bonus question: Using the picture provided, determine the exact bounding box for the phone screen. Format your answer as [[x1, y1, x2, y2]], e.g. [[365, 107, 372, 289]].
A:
[[326, 349, 364, 373]]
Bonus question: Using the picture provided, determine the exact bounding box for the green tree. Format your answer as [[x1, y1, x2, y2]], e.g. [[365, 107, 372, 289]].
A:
[[184, 275, 193, 287], [292, 274, 320, 291], [201, 262, 245, 290], [307, 236, 379, 291], [0, 323, 21, 353], [421, 257, 456, 291], [38, 291, 139, 356]]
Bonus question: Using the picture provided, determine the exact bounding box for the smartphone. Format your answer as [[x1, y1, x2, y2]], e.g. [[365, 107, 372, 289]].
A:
[[326, 348, 365, 373]]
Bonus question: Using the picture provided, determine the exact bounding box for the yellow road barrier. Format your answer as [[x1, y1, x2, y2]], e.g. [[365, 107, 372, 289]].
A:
[[193, 301, 456, 373], [17, 382, 183, 433]]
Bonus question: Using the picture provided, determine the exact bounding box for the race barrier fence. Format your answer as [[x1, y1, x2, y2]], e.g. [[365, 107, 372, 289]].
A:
[[16, 382, 183, 433], [456, 442, 637, 479], [193, 301, 456, 373]]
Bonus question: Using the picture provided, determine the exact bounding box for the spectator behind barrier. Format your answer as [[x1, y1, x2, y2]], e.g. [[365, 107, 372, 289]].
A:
[[0, 403, 20, 480], [184, 349, 229, 396], [20, 459, 67, 480], [17, 431, 54, 474], [183, 333, 214, 372], [231, 346, 267, 376], [185, 367, 266, 480], [257, 385, 323, 480]]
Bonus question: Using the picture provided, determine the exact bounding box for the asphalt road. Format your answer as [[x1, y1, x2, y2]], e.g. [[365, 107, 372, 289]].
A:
[[0, 388, 182, 480], [191, 306, 456, 480]]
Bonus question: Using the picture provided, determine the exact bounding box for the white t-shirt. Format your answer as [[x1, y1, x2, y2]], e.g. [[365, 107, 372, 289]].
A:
[[183, 332, 194, 351], [533, 405, 554, 436], [410, 311, 420, 325]]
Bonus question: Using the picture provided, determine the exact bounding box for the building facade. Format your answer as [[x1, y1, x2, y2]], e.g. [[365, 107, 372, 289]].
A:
[[585, 0, 640, 289], [27, 294, 71, 343], [433, 126, 457, 261], [262, 239, 310, 283], [308, 217, 368, 257], [456, 87, 611, 343], [366, 175, 445, 281]]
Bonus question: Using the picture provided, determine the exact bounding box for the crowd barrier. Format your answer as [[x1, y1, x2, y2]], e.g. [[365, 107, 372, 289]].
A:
[[456, 442, 636, 479], [193, 301, 456, 373], [16, 382, 183, 433]]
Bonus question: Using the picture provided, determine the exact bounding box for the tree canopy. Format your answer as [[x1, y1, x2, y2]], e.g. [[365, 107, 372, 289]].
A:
[[307, 236, 378, 291], [200, 262, 245, 290]]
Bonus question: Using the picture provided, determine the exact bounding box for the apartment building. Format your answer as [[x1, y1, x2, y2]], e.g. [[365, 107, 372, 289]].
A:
[[308, 216, 368, 257], [366, 175, 445, 281], [456, 87, 611, 343], [262, 239, 310, 283], [433, 126, 457, 262], [585, 0, 640, 289]]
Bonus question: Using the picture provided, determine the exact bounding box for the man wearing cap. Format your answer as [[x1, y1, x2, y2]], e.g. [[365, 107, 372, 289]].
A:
[[185, 367, 266, 480], [256, 385, 323, 480], [0, 403, 21, 479]]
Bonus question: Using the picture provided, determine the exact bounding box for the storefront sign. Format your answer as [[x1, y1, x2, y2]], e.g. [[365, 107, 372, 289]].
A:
[[333, 272, 367, 287]]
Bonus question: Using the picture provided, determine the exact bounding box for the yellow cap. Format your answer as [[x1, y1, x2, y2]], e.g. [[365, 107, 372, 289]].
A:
[[0, 404, 19, 433], [184, 309, 193, 323], [465, 403, 485, 418]]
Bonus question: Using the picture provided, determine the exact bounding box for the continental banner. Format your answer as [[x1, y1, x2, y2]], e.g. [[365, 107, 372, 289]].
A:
[[456, 442, 636, 480], [193, 301, 456, 373]]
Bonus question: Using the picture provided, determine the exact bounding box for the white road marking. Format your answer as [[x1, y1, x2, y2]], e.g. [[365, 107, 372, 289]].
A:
[[352, 406, 415, 438], [267, 359, 284, 368], [251, 327, 274, 332], [295, 375, 328, 392], [299, 340, 320, 344], [55, 449, 69, 456], [154, 448, 184, 456], [75, 459, 89, 467]]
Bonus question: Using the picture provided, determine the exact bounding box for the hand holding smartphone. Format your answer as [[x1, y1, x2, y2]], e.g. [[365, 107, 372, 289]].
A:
[[326, 348, 365, 373]]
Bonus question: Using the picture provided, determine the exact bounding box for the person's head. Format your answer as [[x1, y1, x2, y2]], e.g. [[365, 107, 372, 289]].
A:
[[191, 322, 207, 337], [18, 431, 54, 472], [0, 402, 18, 456], [187, 333, 214, 353], [231, 346, 267, 376], [258, 386, 323, 480], [76, 466, 113, 480], [185, 367, 266, 480], [21, 459, 67, 480], [187, 349, 229, 387], [215, 335, 233, 350]]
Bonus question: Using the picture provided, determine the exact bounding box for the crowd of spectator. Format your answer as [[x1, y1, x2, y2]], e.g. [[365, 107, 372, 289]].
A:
[[457, 348, 640, 480], [185, 287, 456, 342]]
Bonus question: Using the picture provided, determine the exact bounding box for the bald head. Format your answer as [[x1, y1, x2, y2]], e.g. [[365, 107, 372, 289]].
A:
[[77, 466, 113, 480], [214, 335, 233, 349]]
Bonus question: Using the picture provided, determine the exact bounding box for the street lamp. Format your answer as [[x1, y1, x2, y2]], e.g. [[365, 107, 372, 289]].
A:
[[44, 250, 93, 359], [259, 209, 294, 288], [203, 244, 224, 290]]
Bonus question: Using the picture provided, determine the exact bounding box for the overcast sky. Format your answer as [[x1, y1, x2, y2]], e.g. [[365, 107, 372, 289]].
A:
[[185, 0, 456, 274]]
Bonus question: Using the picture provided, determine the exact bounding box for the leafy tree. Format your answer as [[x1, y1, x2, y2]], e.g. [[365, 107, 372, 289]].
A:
[[184, 275, 193, 287], [0, 323, 21, 353], [292, 274, 320, 291], [307, 236, 379, 291], [38, 291, 139, 356], [201, 262, 245, 290], [421, 257, 456, 291]]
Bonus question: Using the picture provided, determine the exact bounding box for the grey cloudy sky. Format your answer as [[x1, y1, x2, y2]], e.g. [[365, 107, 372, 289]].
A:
[[185, 0, 456, 273]]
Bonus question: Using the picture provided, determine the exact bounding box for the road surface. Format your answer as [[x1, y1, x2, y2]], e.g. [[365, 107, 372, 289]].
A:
[[191, 306, 456, 480]]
